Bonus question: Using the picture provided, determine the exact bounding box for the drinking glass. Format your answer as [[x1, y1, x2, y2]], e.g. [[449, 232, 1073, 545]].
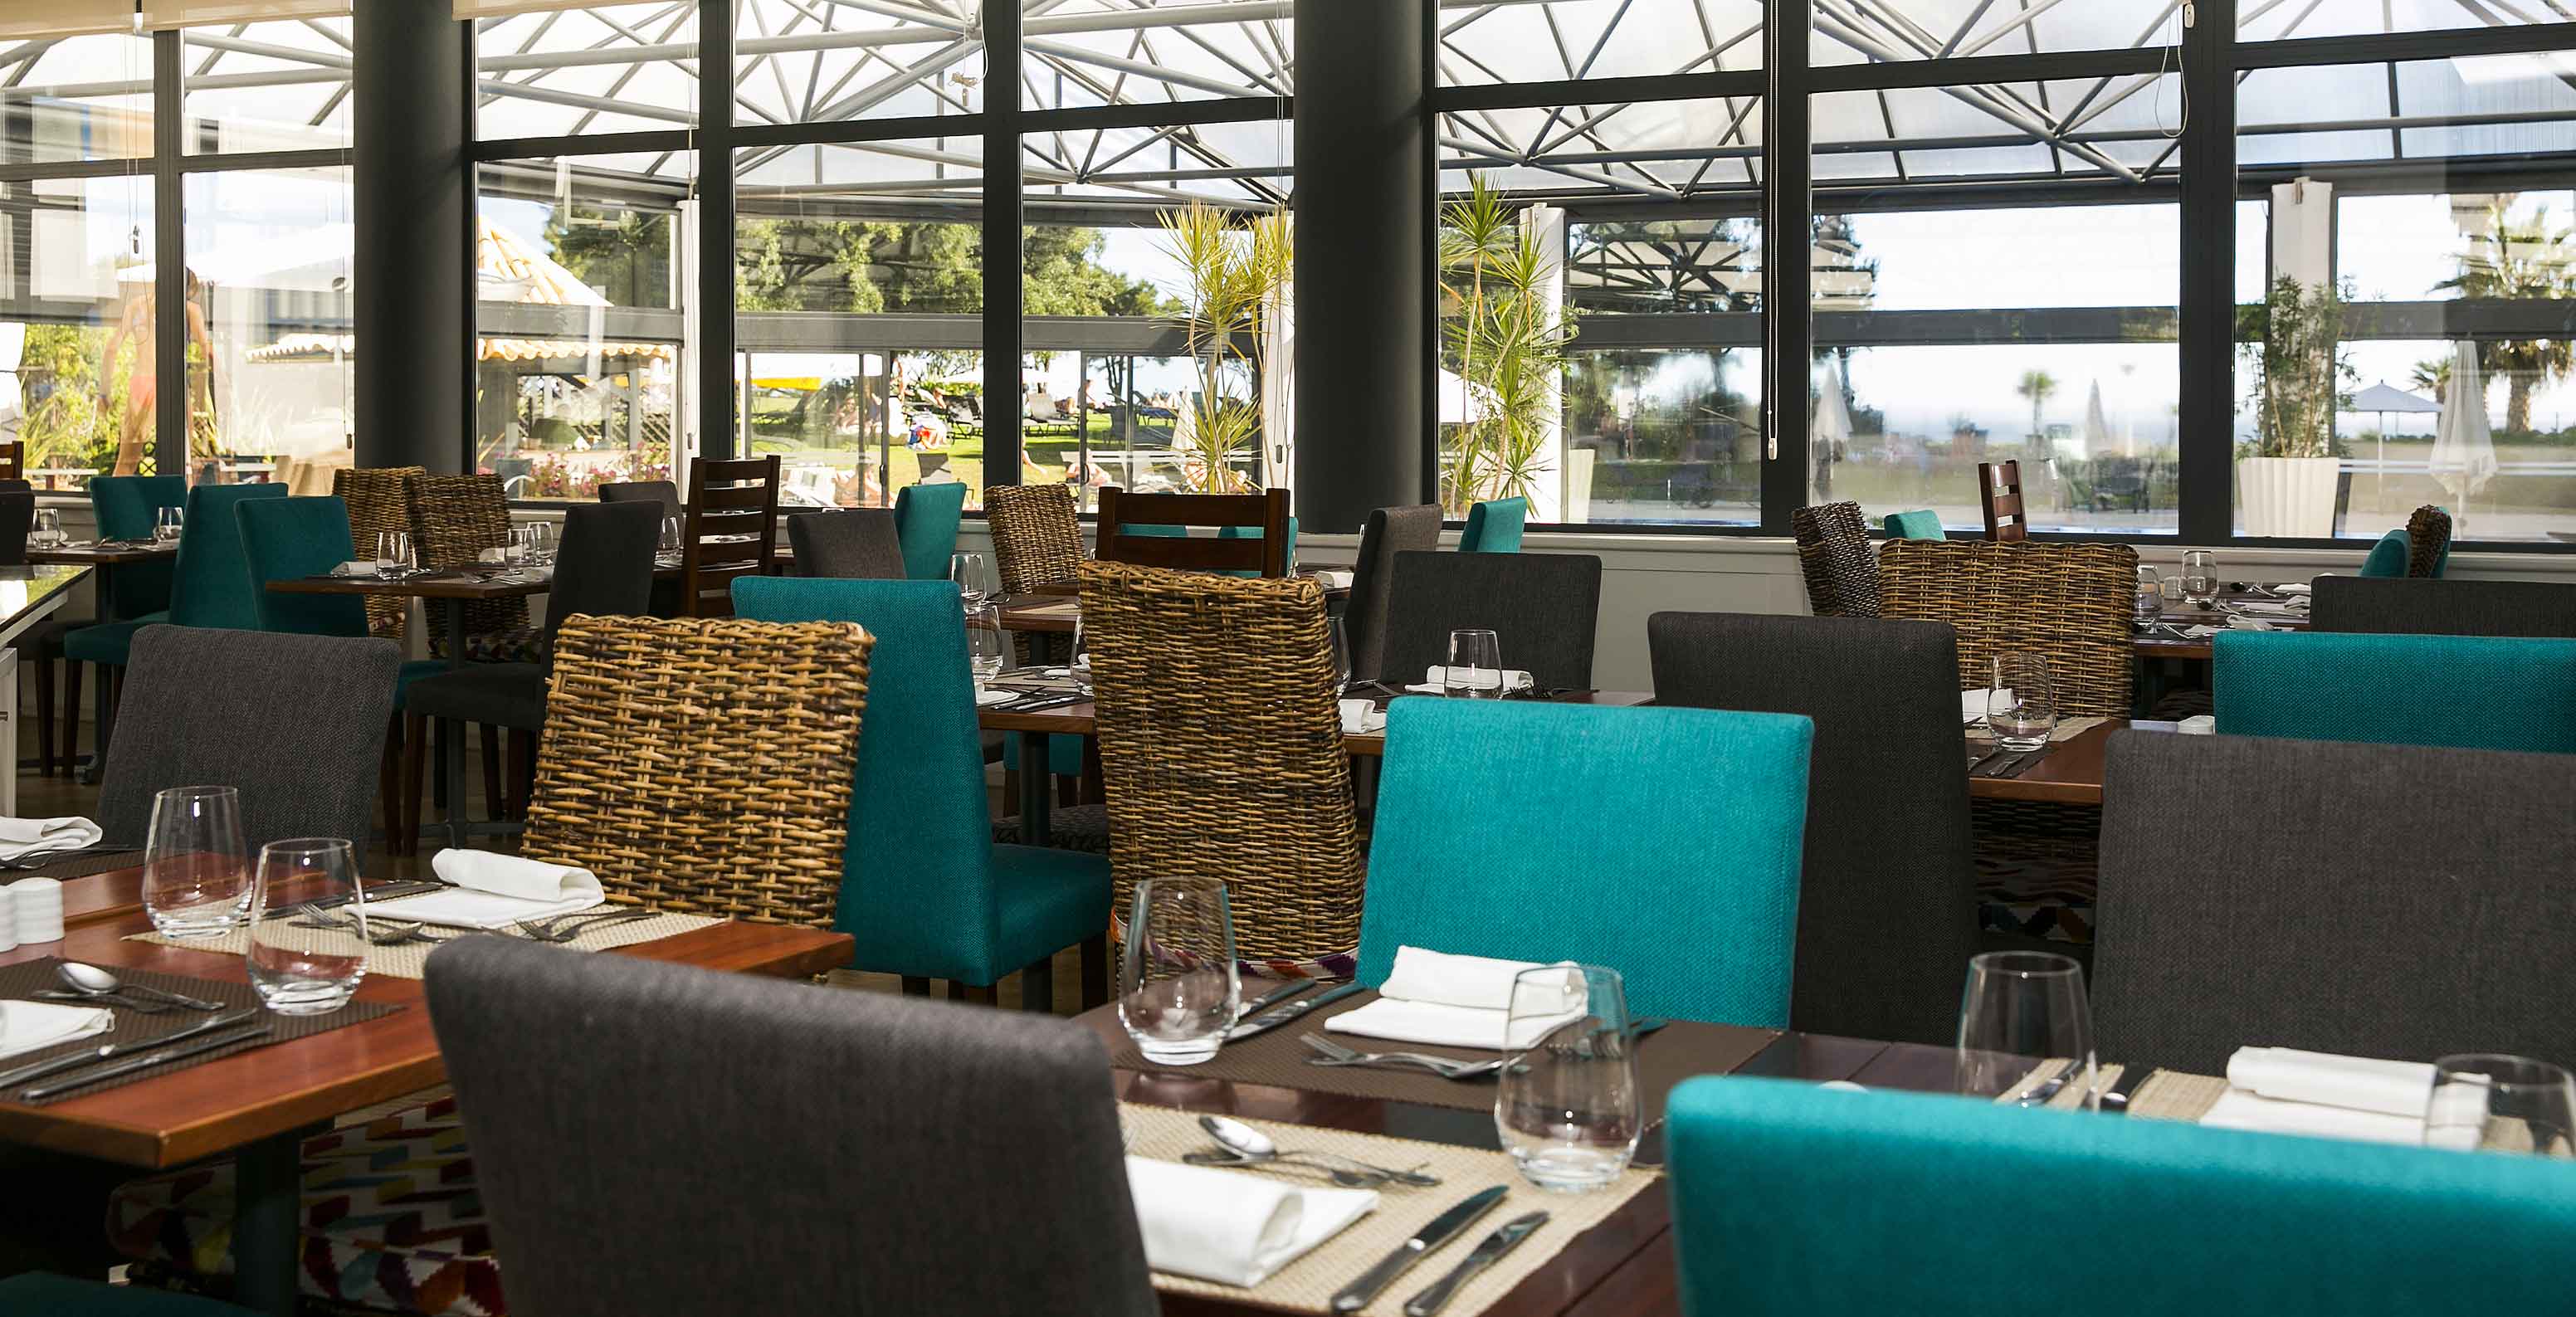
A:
[[1327, 616, 1352, 692], [153, 505, 183, 544], [374, 529, 411, 579], [949, 551, 993, 610], [30, 508, 61, 549], [659, 516, 683, 554], [1956, 952, 2096, 1110], [1987, 652, 2056, 753], [966, 604, 1006, 690], [1069, 616, 1093, 690], [1496, 964, 1641, 1192], [143, 785, 251, 939], [2181, 549, 2218, 607], [2133, 565, 2163, 626], [1118, 877, 1238, 1066], [2426, 1055, 2576, 1158], [1446, 628, 1504, 698], [522, 520, 554, 563], [246, 838, 368, 1015]]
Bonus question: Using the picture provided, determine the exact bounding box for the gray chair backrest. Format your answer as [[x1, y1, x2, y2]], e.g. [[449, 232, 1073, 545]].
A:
[[598, 480, 681, 519], [100, 626, 398, 851], [546, 502, 661, 653], [2093, 730, 2576, 1074], [425, 937, 1156, 1317], [2310, 576, 2576, 639], [1345, 504, 1441, 683], [0, 490, 29, 567], [1381, 549, 1603, 691], [788, 509, 907, 579], [1648, 612, 1977, 1045]]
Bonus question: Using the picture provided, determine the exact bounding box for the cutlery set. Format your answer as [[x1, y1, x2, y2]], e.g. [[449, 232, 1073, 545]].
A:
[[1967, 745, 2054, 778], [1329, 1185, 1549, 1316]]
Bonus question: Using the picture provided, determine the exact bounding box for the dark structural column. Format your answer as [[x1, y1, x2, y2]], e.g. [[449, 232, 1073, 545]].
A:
[[1294, 0, 1432, 530], [1761, 0, 1812, 531], [983, 2, 1025, 490], [696, 0, 738, 464], [2177, 0, 2237, 545], [352, 2, 469, 474]]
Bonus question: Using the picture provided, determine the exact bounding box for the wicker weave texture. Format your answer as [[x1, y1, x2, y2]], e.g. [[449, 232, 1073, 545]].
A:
[[1878, 539, 2139, 715], [405, 473, 530, 647], [523, 614, 871, 929], [986, 483, 1087, 593], [334, 466, 424, 638], [1792, 501, 1881, 618], [1080, 561, 1364, 963], [2408, 505, 2452, 578]]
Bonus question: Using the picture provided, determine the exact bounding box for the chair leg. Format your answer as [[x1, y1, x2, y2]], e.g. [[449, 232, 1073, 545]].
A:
[[30, 650, 52, 778], [900, 977, 931, 997], [478, 724, 503, 822], [1019, 956, 1056, 1014], [441, 718, 469, 849], [432, 721, 448, 810], [1080, 931, 1110, 1009], [61, 659, 80, 771], [959, 983, 999, 1007], [1056, 775, 1078, 807], [399, 712, 429, 856], [507, 729, 538, 818], [378, 715, 404, 853], [92, 663, 115, 771], [1000, 766, 1020, 819]]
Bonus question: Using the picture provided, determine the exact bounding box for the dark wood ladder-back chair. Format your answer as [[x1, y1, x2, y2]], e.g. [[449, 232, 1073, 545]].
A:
[[1094, 486, 1290, 577], [0, 441, 22, 484], [680, 455, 783, 617], [1978, 460, 2029, 542]]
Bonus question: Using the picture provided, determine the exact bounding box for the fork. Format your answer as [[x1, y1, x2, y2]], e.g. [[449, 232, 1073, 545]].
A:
[[290, 906, 459, 946], [1300, 1034, 1506, 1080], [516, 909, 656, 943]]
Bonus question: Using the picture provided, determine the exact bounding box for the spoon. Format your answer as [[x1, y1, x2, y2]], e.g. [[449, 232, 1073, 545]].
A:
[[56, 962, 223, 1012], [1193, 1115, 1442, 1188]]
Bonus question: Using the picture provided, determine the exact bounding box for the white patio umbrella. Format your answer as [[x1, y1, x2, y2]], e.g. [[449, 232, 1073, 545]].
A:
[[1812, 358, 1853, 498], [2349, 380, 2441, 514], [2428, 342, 2499, 531], [2079, 381, 2110, 459], [1260, 280, 1294, 490]]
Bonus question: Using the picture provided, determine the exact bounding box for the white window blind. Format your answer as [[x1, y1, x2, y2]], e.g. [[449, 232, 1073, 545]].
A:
[[451, 1, 612, 17], [0, 2, 351, 39]]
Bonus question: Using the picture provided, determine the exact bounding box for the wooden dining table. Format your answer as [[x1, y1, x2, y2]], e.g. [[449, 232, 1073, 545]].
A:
[[0, 870, 854, 1316]]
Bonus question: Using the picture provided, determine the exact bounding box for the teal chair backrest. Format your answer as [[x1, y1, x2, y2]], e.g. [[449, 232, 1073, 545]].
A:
[[1666, 1076, 2576, 1316], [168, 484, 288, 631], [1358, 699, 1812, 1025], [1882, 509, 1944, 540], [238, 496, 368, 637], [86, 474, 186, 617], [2359, 528, 2411, 578], [892, 481, 968, 582], [1458, 496, 1527, 552], [2215, 630, 2576, 753], [732, 576, 1009, 983]]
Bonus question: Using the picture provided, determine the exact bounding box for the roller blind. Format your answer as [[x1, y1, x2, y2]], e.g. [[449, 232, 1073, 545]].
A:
[[0, 2, 351, 38], [452, 1, 611, 17]]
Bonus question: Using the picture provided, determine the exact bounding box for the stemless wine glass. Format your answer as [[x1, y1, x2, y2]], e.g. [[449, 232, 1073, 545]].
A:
[[966, 604, 1006, 690], [2182, 549, 2218, 607], [1496, 964, 1641, 1192], [154, 505, 184, 544], [1117, 877, 1238, 1066], [246, 838, 368, 1015], [1327, 616, 1353, 692], [1956, 951, 2097, 1110], [2426, 1055, 2576, 1158], [2133, 565, 2163, 626], [522, 520, 554, 563], [1988, 652, 2056, 753], [659, 516, 683, 554], [31, 508, 61, 549], [143, 785, 251, 939], [949, 551, 993, 610], [375, 529, 411, 579], [1446, 628, 1504, 698]]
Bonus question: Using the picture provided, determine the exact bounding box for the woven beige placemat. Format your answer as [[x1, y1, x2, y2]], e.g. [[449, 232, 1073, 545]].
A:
[[1967, 714, 2111, 747], [2001, 1060, 2228, 1122], [128, 908, 723, 979], [1120, 1102, 1657, 1317]]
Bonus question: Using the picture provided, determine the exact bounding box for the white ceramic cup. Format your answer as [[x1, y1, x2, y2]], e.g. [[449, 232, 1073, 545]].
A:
[[12, 877, 65, 945]]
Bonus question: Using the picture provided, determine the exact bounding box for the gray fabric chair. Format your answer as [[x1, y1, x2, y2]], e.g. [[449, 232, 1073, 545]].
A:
[[0, 490, 31, 567], [99, 626, 398, 851], [425, 937, 1156, 1317], [2310, 576, 2576, 639], [788, 508, 906, 579], [1344, 504, 1442, 683], [2092, 730, 2576, 1074], [1380, 549, 1603, 691], [598, 479, 681, 519], [1648, 612, 1978, 1045]]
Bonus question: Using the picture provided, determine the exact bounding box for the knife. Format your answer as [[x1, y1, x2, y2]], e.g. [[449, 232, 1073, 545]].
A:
[[1330, 1186, 1508, 1313], [0, 1008, 261, 1090], [1403, 1211, 1549, 1316], [307, 879, 444, 911], [1227, 980, 1364, 1041], [2100, 1066, 2158, 1115], [1233, 978, 1320, 1023], [18, 1024, 275, 1101], [2001, 749, 2055, 778]]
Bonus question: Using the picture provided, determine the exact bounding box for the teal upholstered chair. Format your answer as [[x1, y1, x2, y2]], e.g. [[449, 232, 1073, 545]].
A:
[[1458, 496, 1527, 552], [734, 575, 1113, 1005], [892, 480, 968, 582], [66, 484, 285, 757], [2214, 630, 2576, 753], [2358, 527, 2412, 578], [85, 474, 185, 617], [236, 495, 445, 690], [1666, 1076, 2576, 1316], [1357, 699, 1812, 1025], [0, 1272, 256, 1315], [1881, 509, 1944, 540]]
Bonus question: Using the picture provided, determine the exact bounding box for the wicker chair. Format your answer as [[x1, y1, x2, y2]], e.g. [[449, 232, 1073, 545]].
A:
[[2406, 504, 2452, 578], [1080, 560, 1364, 975], [404, 473, 536, 659], [333, 465, 424, 639], [986, 482, 1087, 593], [520, 614, 871, 928], [1792, 500, 1880, 618]]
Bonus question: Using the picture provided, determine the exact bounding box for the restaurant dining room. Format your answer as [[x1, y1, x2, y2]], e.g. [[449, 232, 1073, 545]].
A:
[[0, 0, 2574, 1314]]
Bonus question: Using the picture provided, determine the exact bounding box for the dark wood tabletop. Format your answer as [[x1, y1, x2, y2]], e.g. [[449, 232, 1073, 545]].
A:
[[267, 569, 554, 601], [2132, 589, 2312, 661], [27, 541, 178, 567]]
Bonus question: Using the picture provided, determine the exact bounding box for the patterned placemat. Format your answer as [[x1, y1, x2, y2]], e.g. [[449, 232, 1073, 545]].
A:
[[129, 907, 724, 979], [0, 957, 398, 1106], [2001, 1059, 2229, 1122], [1120, 1101, 1657, 1317], [1967, 714, 2111, 747], [9, 849, 144, 882]]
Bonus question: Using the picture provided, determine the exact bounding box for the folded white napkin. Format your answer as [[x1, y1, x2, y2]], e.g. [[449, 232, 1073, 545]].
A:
[[0, 999, 112, 1061], [368, 851, 604, 929], [1326, 947, 1586, 1051], [0, 816, 101, 864], [1408, 666, 1534, 695], [334, 560, 377, 577], [2226, 1046, 2435, 1118], [1963, 689, 2011, 724], [1337, 698, 1386, 734], [2199, 1089, 2426, 1145], [2225, 617, 2276, 631], [2176, 715, 2216, 734], [1314, 568, 1354, 589], [1126, 1156, 1376, 1287], [476, 546, 510, 565], [2276, 582, 2311, 595]]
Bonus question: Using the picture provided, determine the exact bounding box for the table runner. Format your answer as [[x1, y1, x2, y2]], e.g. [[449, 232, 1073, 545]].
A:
[[129, 908, 723, 979], [0, 957, 398, 1105], [1121, 1101, 1656, 1317]]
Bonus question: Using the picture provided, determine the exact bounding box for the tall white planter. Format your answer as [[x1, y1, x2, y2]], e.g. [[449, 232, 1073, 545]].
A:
[[2237, 456, 2341, 538]]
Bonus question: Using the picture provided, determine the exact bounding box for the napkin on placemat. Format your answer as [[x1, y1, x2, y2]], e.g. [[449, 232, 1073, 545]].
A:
[[333, 560, 375, 577], [1125, 1156, 1376, 1287], [0, 816, 101, 864], [2226, 1046, 2435, 1117], [1326, 948, 1583, 1050], [2198, 1090, 2426, 1144], [1310, 568, 1354, 590], [0, 998, 110, 1061], [368, 851, 603, 929], [1337, 698, 1386, 734], [1962, 689, 2008, 724], [1408, 666, 1535, 695]]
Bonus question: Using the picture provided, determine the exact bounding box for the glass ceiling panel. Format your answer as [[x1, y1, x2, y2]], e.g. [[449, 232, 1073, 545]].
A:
[[475, 2, 700, 140], [0, 32, 156, 164], [1441, 99, 1764, 199], [1438, 0, 1764, 85], [1812, 0, 2180, 67], [182, 18, 354, 154], [1021, 118, 1290, 208], [2239, 0, 2564, 42], [1022, 0, 1290, 109], [1814, 77, 2181, 186], [2240, 57, 2576, 169], [733, 0, 978, 124]]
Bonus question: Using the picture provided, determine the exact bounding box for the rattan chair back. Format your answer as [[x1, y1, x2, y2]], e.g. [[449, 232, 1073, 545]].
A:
[[681, 455, 782, 617], [334, 465, 424, 637], [1978, 461, 2029, 541], [1792, 500, 1881, 617], [524, 613, 871, 928], [1878, 539, 2139, 715], [1079, 560, 1363, 968], [985, 482, 1086, 593], [2407, 505, 2452, 578], [1095, 486, 1290, 576], [405, 472, 529, 649]]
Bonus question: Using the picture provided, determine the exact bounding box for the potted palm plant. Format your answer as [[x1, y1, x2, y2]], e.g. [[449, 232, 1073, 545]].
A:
[[2237, 275, 2354, 537], [1438, 175, 1578, 515], [1155, 202, 1290, 493]]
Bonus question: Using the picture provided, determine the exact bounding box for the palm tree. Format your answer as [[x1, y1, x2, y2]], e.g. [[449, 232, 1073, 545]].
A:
[[2436, 198, 2576, 433], [2014, 369, 2057, 446], [2410, 357, 2451, 406]]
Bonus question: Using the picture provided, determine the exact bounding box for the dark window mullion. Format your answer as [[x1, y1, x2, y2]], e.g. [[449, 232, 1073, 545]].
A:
[[1762, 0, 1812, 535], [154, 30, 184, 483]]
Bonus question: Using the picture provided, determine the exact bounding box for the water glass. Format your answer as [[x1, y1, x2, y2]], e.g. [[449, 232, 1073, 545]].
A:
[[374, 530, 411, 579], [2426, 1055, 2576, 1158], [154, 505, 183, 544], [1496, 964, 1642, 1192], [2133, 565, 2162, 626], [659, 516, 683, 554], [1986, 652, 2056, 752], [2181, 549, 2218, 607], [246, 839, 368, 1015], [1119, 877, 1238, 1066], [949, 551, 993, 610], [1446, 628, 1504, 698], [143, 785, 251, 939], [31, 508, 62, 549], [966, 604, 1006, 690], [1327, 616, 1352, 692], [1956, 951, 2096, 1110]]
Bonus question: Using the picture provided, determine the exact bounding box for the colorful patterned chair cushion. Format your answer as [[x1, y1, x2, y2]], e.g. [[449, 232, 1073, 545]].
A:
[[109, 1097, 505, 1317]]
